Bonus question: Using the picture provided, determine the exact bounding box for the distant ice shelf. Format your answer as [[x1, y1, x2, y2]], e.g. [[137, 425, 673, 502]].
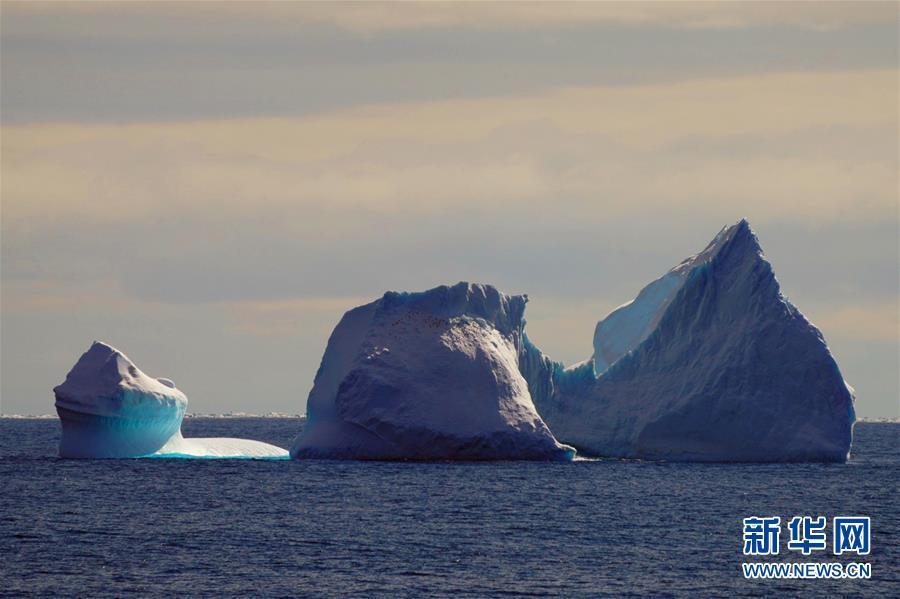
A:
[[53, 342, 288, 459]]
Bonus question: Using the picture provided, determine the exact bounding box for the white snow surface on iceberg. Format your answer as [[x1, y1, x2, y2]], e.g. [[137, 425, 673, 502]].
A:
[[292, 283, 575, 461], [54, 342, 288, 459], [152, 433, 289, 459], [529, 220, 856, 462]]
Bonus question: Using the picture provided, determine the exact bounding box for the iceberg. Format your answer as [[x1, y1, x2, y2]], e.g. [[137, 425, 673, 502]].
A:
[[55, 221, 853, 463], [291, 283, 575, 461], [529, 220, 856, 462], [54, 342, 288, 459]]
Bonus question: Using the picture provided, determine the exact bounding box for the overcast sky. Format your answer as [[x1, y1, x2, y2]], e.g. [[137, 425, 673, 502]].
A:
[[2, 1, 898, 417]]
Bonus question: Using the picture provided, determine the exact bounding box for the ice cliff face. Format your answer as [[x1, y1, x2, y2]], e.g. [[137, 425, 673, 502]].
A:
[[54, 342, 288, 459], [590, 227, 728, 375], [291, 282, 575, 461], [531, 220, 856, 462]]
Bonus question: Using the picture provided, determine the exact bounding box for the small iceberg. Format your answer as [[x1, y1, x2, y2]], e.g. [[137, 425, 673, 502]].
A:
[[54, 342, 288, 459]]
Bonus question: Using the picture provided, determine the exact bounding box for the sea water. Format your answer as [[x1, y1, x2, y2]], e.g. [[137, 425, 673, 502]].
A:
[[1, 418, 896, 597]]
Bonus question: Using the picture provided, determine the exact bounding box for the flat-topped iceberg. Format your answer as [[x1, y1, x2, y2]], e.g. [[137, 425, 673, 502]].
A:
[[291, 282, 574, 461], [54, 342, 288, 459], [529, 220, 856, 462]]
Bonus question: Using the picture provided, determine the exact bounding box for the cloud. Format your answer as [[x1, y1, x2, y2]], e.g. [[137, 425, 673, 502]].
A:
[[224, 297, 370, 337], [6, 2, 896, 125], [4, 69, 896, 230], [3, 68, 897, 413], [2, 3, 897, 419], [803, 300, 900, 343], [3, 68, 895, 308], [5, 1, 897, 33], [294, 1, 900, 33]]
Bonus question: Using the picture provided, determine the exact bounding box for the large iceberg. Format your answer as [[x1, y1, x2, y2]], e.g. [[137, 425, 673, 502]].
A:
[[291, 283, 574, 461], [54, 342, 288, 459], [528, 220, 856, 462]]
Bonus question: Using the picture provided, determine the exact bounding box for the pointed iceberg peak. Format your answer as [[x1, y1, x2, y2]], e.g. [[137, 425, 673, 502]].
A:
[[676, 218, 761, 274], [590, 219, 768, 376], [726, 216, 751, 236], [713, 217, 751, 241], [712, 217, 762, 258], [90, 339, 118, 353]]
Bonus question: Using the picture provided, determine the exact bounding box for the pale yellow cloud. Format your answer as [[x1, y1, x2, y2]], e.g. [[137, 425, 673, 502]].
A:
[[0, 279, 132, 312], [223, 297, 371, 337], [4, 69, 896, 230], [803, 300, 900, 343], [0, 277, 366, 345], [6, 1, 896, 32]]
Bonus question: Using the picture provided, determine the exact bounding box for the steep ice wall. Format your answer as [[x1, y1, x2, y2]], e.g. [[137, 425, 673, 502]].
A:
[[292, 282, 574, 461], [533, 220, 856, 462], [592, 222, 746, 375], [54, 342, 288, 459]]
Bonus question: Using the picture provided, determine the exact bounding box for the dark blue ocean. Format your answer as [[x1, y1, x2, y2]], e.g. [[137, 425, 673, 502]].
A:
[[0, 419, 897, 597]]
